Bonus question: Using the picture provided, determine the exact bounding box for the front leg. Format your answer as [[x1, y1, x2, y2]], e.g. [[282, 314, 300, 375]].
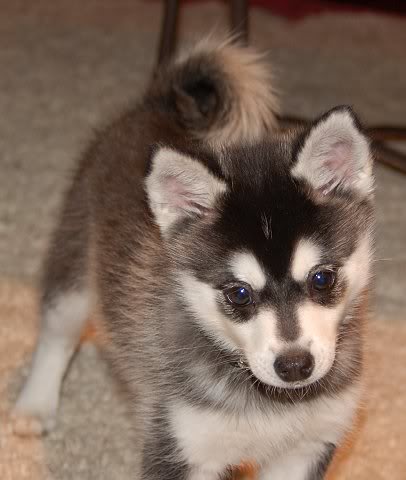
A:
[[259, 443, 335, 480], [307, 443, 336, 480], [141, 416, 223, 480], [141, 422, 189, 480]]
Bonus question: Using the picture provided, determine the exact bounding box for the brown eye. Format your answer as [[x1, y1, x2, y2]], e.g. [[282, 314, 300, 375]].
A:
[[310, 270, 336, 292], [224, 285, 253, 306]]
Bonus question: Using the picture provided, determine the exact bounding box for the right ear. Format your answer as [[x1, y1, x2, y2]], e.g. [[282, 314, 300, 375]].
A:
[[145, 147, 227, 235], [291, 106, 373, 198]]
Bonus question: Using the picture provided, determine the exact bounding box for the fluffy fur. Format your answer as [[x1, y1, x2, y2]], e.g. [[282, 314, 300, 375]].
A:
[[14, 39, 374, 480]]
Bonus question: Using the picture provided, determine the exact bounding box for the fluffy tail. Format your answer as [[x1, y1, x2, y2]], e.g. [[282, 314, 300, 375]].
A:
[[148, 38, 279, 144]]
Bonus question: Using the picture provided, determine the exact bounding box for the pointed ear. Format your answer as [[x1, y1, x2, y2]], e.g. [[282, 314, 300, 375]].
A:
[[291, 107, 374, 197], [145, 147, 227, 235]]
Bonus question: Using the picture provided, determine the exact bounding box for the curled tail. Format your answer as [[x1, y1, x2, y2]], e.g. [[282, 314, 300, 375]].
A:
[[148, 38, 279, 144]]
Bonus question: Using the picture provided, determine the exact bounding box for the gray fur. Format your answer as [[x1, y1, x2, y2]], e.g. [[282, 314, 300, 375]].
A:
[[15, 40, 374, 480]]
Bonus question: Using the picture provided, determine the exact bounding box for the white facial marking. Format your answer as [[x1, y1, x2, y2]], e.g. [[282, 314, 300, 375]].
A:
[[293, 234, 373, 384], [291, 239, 321, 283], [178, 273, 288, 388], [235, 307, 280, 352], [261, 213, 272, 240], [230, 252, 267, 290], [343, 234, 373, 302], [178, 235, 373, 391], [177, 272, 240, 352], [234, 308, 287, 388], [296, 301, 343, 383]]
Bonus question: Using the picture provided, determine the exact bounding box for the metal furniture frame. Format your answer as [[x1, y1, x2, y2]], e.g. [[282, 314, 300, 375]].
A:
[[157, 0, 406, 173]]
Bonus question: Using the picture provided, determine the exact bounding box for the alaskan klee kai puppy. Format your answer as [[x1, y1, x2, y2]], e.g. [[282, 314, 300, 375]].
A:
[[14, 40, 374, 479]]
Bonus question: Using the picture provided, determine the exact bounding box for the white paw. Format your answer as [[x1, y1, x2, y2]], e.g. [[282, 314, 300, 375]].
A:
[[10, 412, 55, 436], [12, 387, 58, 436]]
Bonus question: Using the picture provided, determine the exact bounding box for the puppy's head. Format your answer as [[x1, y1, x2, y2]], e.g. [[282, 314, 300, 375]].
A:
[[145, 107, 374, 392]]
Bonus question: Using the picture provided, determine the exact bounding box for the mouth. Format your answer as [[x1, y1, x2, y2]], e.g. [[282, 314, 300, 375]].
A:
[[248, 371, 321, 402], [234, 354, 321, 399]]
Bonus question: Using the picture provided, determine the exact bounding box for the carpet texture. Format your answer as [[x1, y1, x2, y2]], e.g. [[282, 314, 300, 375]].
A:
[[0, 1, 405, 479], [1, 282, 405, 479]]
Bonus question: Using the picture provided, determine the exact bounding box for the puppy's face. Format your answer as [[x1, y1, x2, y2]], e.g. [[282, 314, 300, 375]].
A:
[[146, 107, 374, 390]]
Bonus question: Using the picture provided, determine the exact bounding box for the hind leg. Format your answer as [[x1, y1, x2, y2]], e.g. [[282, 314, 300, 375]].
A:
[[13, 173, 90, 435], [13, 287, 89, 434]]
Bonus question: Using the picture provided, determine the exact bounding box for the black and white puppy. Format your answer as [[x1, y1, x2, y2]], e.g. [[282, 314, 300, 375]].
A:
[[14, 39, 374, 480]]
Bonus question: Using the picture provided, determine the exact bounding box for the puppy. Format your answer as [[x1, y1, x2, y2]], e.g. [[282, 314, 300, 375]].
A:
[[14, 39, 374, 480]]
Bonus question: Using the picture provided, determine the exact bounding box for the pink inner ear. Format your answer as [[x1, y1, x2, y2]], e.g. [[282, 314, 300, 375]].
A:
[[163, 175, 197, 210], [324, 141, 353, 180]]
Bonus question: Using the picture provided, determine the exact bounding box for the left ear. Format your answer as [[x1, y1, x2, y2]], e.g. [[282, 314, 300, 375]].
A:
[[291, 106, 373, 197], [145, 146, 227, 235]]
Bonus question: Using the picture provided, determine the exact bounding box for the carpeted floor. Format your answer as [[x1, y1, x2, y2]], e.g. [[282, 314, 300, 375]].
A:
[[1, 282, 405, 480], [0, 1, 405, 479]]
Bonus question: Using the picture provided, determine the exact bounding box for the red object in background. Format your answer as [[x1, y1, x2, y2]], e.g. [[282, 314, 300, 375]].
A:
[[252, 0, 406, 19], [185, 0, 406, 19]]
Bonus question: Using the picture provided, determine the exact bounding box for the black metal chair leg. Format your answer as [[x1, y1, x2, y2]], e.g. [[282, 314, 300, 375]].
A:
[[230, 0, 249, 45], [157, 0, 249, 68], [156, 0, 406, 174], [157, 0, 179, 67]]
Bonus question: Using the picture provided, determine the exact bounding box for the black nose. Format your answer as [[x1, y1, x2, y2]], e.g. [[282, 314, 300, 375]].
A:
[[274, 350, 314, 383]]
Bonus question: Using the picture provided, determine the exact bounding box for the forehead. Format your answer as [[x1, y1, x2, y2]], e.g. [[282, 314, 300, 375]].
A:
[[230, 242, 321, 288], [214, 145, 366, 280], [230, 251, 267, 290], [228, 241, 322, 292], [175, 142, 372, 285], [217, 181, 319, 280]]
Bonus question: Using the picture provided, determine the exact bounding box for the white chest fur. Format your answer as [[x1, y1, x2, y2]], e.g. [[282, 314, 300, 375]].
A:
[[168, 386, 359, 474]]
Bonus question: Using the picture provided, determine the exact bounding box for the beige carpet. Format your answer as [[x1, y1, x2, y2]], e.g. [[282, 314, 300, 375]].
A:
[[1, 281, 405, 479], [1, 1, 406, 478]]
